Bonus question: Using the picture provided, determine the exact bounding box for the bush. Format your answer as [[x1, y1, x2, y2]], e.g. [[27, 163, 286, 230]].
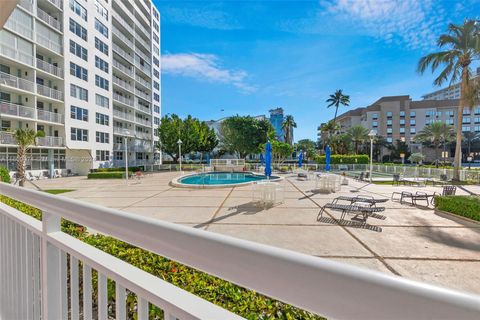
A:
[[315, 154, 369, 164], [434, 196, 480, 222], [87, 172, 124, 179], [91, 167, 143, 173], [0, 195, 324, 320], [0, 166, 10, 183]]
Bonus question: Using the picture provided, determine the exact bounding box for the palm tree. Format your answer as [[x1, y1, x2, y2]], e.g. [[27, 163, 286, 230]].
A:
[[13, 129, 44, 187], [319, 120, 340, 147], [347, 125, 369, 154], [463, 131, 480, 157], [417, 19, 480, 180], [281, 115, 297, 145], [326, 89, 350, 128], [415, 122, 455, 164]]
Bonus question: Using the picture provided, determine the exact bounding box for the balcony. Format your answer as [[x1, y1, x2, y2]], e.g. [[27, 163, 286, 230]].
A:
[[0, 43, 34, 66], [0, 131, 16, 145], [1, 184, 479, 320], [36, 7, 62, 32], [36, 58, 63, 78], [135, 131, 151, 140], [135, 89, 151, 101], [4, 18, 33, 39], [36, 33, 63, 55], [112, 10, 134, 35], [113, 76, 134, 92], [135, 35, 151, 53], [135, 49, 150, 66], [135, 74, 151, 90], [18, 0, 33, 12], [36, 83, 64, 101], [113, 60, 133, 78], [36, 136, 64, 147], [46, 0, 63, 10], [0, 101, 35, 120], [136, 117, 151, 127], [113, 109, 135, 122], [112, 26, 133, 47], [113, 127, 135, 136], [113, 93, 134, 107], [0, 71, 35, 92], [37, 109, 64, 124], [112, 43, 133, 63]]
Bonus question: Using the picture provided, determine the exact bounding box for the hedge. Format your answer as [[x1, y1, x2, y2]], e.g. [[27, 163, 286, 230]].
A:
[[0, 166, 10, 183], [434, 196, 480, 222], [0, 195, 323, 319], [87, 172, 124, 179], [315, 154, 369, 164], [91, 167, 143, 173]]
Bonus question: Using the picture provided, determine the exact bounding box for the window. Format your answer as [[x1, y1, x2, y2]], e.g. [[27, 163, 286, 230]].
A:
[[153, 69, 159, 78], [154, 117, 160, 125], [96, 150, 110, 161], [475, 117, 480, 124], [410, 119, 416, 125], [96, 112, 109, 125], [425, 110, 434, 117], [475, 126, 480, 132], [153, 56, 159, 67], [115, 152, 123, 160], [153, 21, 159, 31], [475, 107, 480, 115], [399, 119, 405, 125], [426, 119, 432, 125], [70, 84, 88, 101], [410, 111, 416, 118], [436, 111, 442, 117], [153, 81, 159, 90], [399, 127, 405, 134], [463, 109, 471, 115], [96, 94, 109, 108], [372, 121, 378, 128], [95, 37, 109, 55], [153, 33, 159, 44], [71, 128, 88, 141], [70, 62, 88, 81], [445, 110, 454, 117], [69, 19, 87, 41], [95, 19, 108, 38], [410, 128, 416, 134], [399, 111, 405, 117], [154, 105, 160, 113], [69, 0, 87, 21], [463, 117, 471, 124], [387, 128, 392, 134], [95, 75, 109, 90], [153, 9, 159, 20], [446, 119, 454, 125], [154, 93, 159, 102], [69, 40, 87, 61], [372, 113, 378, 120], [96, 132, 109, 143], [386, 137, 393, 143], [386, 111, 393, 118], [1, 120, 11, 131], [70, 106, 88, 121], [95, 0, 108, 20], [462, 126, 471, 132], [95, 56, 109, 73], [386, 120, 392, 126]]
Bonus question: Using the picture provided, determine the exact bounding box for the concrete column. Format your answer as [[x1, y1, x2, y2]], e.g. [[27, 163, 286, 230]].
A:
[[48, 149, 54, 178]]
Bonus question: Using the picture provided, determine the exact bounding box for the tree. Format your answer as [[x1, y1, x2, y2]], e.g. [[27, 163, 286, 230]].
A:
[[415, 122, 454, 163], [347, 125, 369, 154], [329, 133, 351, 155], [387, 139, 411, 162], [219, 116, 273, 158], [417, 19, 480, 180], [295, 139, 317, 160], [194, 121, 218, 162], [463, 131, 480, 157], [14, 129, 44, 187], [319, 120, 340, 146], [281, 115, 297, 145], [326, 89, 350, 128], [408, 153, 425, 165], [269, 140, 294, 164]]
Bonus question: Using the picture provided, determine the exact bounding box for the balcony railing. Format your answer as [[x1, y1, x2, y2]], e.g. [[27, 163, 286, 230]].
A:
[[36, 83, 64, 101], [37, 109, 64, 124], [135, 131, 151, 140], [18, 0, 33, 11], [135, 49, 150, 65], [36, 136, 64, 147], [134, 61, 152, 77], [135, 35, 151, 53], [113, 76, 134, 92], [112, 43, 133, 63], [113, 127, 135, 136], [0, 71, 35, 92], [46, 0, 63, 10], [112, 26, 133, 47], [36, 33, 63, 54], [135, 74, 151, 89], [113, 59, 133, 77], [135, 89, 151, 101], [113, 93, 134, 107], [0, 132, 15, 144], [0, 101, 35, 119], [0, 44, 33, 66], [4, 18, 33, 39], [36, 58, 63, 78], [1, 184, 480, 320], [136, 117, 151, 126], [113, 109, 135, 122], [36, 7, 62, 32], [112, 10, 134, 35]]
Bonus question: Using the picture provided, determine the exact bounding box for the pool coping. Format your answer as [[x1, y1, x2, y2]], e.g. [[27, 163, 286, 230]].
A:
[[170, 171, 283, 188]]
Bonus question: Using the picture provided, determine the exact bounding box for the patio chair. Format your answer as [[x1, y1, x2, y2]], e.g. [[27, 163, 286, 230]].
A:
[[354, 172, 364, 181], [334, 195, 388, 208], [364, 172, 370, 181], [53, 170, 62, 178], [318, 202, 385, 222], [391, 191, 434, 207], [26, 172, 38, 181], [442, 185, 456, 196], [392, 174, 401, 186], [297, 171, 309, 181]]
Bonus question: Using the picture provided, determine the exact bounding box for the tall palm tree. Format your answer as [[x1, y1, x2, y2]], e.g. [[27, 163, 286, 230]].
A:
[[415, 122, 455, 164], [14, 129, 44, 187], [281, 115, 296, 145], [319, 120, 340, 146], [347, 125, 369, 154], [326, 89, 350, 128], [463, 131, 480, 157], [417, 19, 480, 180]]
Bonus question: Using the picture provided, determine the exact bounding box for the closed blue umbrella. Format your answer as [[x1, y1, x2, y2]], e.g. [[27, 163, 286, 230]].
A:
[[325, 145, 331, 172], [298, 150, 303, 168], [265, 142, 272, 177]]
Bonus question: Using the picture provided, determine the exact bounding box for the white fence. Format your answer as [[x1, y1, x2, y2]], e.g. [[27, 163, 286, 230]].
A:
[[1, 183, 480, 319]]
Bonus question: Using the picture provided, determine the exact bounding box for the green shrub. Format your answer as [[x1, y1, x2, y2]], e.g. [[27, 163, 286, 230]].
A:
[[0, 166, 10, 183], [315, 154, 369, 164], [92, 167, 143, 173], [87, 172, 124, 179], [434, 196, 480, 222]]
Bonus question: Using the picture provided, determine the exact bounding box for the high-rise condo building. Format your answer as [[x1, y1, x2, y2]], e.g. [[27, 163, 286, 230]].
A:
[[0, 0, 161, 175]]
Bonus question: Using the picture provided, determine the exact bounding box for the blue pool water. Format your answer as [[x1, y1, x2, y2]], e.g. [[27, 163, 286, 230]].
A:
[[179, 172, 276, 185]]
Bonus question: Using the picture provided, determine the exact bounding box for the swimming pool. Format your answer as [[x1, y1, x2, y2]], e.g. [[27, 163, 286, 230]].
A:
[[172, 172, 280, 187]]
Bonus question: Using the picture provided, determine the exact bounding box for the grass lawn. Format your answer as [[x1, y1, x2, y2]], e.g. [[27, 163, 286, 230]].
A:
[[435, 196, 480, 222], [44, 189, 75, 195]]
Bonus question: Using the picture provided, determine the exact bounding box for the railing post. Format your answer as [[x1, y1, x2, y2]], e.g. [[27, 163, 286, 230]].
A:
[[41, 212, 62, 320]]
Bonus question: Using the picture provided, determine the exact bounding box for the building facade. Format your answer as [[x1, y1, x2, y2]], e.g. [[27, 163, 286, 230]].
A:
[[0, 0, 161, 175], [269, 107, 284, 142], [421, 67, 480, 100]]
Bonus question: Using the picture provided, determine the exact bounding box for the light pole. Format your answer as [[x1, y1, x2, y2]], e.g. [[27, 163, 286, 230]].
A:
[[177, 139, 182, 172], [368, 130, 377, 183]]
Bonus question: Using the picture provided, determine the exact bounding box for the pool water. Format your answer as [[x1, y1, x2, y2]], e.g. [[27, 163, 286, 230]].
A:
[[179, 172, 275, 185]]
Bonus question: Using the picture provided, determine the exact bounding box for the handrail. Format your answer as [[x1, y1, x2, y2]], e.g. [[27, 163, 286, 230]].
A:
[[1, 183, 479, 319], [36, 58, 63, 78], [0, 71, 35, 91], [36, 7, 62, 32], [0, 101, 35, 119], [0, 44, 34, 66]]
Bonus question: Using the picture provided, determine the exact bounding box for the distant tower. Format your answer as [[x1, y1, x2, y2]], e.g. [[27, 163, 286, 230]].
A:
[[269, 108, 285, 142]]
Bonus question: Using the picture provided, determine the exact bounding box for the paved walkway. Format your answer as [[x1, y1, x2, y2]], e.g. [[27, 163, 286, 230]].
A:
[[27, 172, 480, 296]]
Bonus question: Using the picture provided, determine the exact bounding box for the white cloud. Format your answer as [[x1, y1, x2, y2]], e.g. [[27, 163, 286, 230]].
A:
[[161, 6, 242, 30], [162, 53, 256, 93], [320, 0, 447, 50]]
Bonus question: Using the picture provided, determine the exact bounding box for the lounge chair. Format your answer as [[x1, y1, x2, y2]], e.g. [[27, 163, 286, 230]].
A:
[[391, 191, 437, 207], [317, 202, 385, 222], [426, 174, 451, 186], [53, 170, 62, 178], [354, 172, 364, 181], [297, 172, 308, 180], [333, 195, 388, 208], [26, 172, 38, 181]]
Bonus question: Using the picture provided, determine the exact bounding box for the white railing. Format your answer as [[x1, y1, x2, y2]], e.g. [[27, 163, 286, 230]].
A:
[[135, 88, 150, 101], [0, 101, 35, 119], [112, 10, 134, 35], [0, 44, 33, 66], [135, 131, 151, 140], [0, 132, 15, 145], [113, 109, 135, 122], [36, 58, 63, 78], [211, 159, 246, 167], [35, 33, 63, 54], [37, 109, 64, 124], [36, 7, 62, 32], [1, 184, 480, 320], [113, 76, 134, 92], [112, 43, 133, 62], [135, 74, 151, 89], [5, 18, 33, 39], [112, 26, 133, 47], [113, 59, 133, 77], [135, 49, 150, 65], [113, 93, 134, 107], [36, 84, 64, 101], [135, 35, 151, 53], [18, 0, 33, 11], [0, 71, 35, 92], [36, 136, 64, 147], [113, 127, 135, 136], [46, 0, 63, 10], [136, 117, 151, 126]]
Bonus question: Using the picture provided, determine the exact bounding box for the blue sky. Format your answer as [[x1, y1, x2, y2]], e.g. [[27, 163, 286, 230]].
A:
[[154, 0, 480, 142]]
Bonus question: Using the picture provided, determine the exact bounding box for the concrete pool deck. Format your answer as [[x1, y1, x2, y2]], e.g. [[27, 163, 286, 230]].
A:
[[25, 172, 480, 296]]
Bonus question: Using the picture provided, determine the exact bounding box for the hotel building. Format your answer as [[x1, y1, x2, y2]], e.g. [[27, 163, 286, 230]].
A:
[[0, 0, 161, 175]]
